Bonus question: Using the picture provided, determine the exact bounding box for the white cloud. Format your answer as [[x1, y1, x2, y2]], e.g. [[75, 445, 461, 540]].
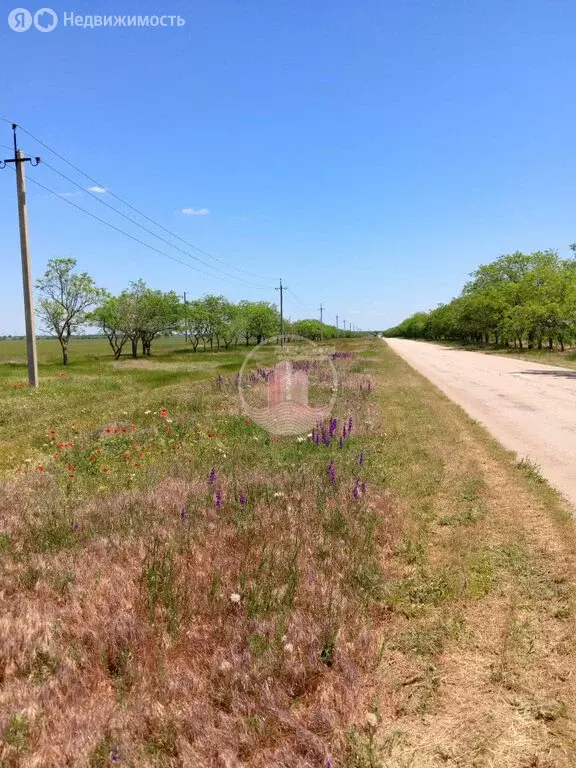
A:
[[57, 192, 76, 198], [180, 207, 210, 216], [87, 185, 107, 193]]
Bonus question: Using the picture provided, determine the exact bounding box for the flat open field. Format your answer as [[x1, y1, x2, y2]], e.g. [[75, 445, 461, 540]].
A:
[[2, 337, 576, 767]]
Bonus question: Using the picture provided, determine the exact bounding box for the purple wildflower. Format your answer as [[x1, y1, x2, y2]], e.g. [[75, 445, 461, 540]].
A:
[[209, 468, 216, 484], [240, 495, 247, 506], [111, 747, 120, 763], [358, 452, 364, 467], [361, 481, 366, 494], [329, 418, 337, 437], [327, 460, 336, 484], [353, 485, 360, 501], [325, 757, 335, 768], [73, 522, 79, 530], [339, 436, 343, 449], [215, 490, 222, 510], [342, 425, 347, 439], [180, 508, 187, 521], [216, 374, 223, 384], [348, 416, 353, 433]]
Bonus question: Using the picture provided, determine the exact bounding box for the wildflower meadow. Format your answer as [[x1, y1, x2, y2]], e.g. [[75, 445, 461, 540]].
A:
[[2, 335, 576, 767]]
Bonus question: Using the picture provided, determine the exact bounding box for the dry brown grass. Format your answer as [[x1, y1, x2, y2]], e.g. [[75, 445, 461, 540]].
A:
[[3, 339, 576, 767], [0, 342, 398, 767]]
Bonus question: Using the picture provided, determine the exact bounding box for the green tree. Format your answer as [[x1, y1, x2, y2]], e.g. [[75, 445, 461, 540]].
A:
[[90, 295, 130, 360], [238, 301, 280, 344], [36, 258, 106, 365]]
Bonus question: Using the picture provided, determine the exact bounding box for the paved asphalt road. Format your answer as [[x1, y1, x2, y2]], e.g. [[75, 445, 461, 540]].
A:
[[384, 338, 576, 509]]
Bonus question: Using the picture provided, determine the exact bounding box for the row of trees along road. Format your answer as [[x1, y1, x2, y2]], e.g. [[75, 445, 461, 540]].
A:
[[35, 258, 358, 365], [385, 246, 576, 350]]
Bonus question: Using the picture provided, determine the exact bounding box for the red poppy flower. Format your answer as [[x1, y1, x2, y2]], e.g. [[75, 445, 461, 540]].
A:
[[207, 433, 212, 438], [96, 450, 102, 455], [135, 462, 140, 468], [105, 428, 111, 434], [89, 456, 95, 462], [17, 467, 22, 473], [102, 467, 109, 473], [122, 428, 126, 433], [68, 474, 75, 478], [38, 466, 44, 472], [57, 443, 63, 449], [67, 464, 74, 471], [245, 419, 250, 425], [160, 408, 168, 417]]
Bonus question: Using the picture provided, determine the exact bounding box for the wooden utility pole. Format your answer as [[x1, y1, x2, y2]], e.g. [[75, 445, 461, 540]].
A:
[[318, 303, 324, 342], [275, 278, 287, 345], [1, 125, 40, 388], [336, 314, 339, 330], [183, 291, 188, 342]]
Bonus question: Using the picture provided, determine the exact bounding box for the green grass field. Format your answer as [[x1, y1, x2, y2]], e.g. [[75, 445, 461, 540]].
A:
[[2, 337, 576, 767]]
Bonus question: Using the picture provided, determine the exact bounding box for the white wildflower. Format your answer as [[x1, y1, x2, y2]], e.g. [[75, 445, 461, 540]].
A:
[[307, 433, 313, 438], [365, 713, 378, 729], [229, 593, 241, 604], [273, 492, 284, 498], [219, 660, 232, 673], [296, 436, 305, 443], [283, 643, 294, 654], [144, 410, 152, 415]]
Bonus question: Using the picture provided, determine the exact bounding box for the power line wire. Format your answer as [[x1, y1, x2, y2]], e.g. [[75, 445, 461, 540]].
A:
[[20, 170, 271, 289], [13, 121, 275, 282], [36, 157, 270, 289], [2, 119, 315, 302]]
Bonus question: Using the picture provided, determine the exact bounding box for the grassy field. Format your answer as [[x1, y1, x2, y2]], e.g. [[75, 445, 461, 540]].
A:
[[1, 337, 576, 766]]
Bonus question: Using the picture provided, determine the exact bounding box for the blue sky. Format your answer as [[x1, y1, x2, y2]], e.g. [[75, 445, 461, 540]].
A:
[[1, 0, 576, 334]]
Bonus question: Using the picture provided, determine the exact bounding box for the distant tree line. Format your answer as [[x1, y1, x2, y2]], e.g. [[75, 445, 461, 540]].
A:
[[385, 246, 576, 350], [34, 258, 361, 365]]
